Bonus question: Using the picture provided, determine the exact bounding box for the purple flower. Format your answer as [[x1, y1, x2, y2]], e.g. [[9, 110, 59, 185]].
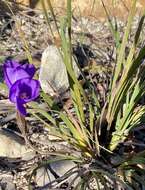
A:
[[4, 60, 36, 88], [4, 60, 40, 116]]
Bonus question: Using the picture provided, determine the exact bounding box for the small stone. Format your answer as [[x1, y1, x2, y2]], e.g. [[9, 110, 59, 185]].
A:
[[21, 19, 25, 25], [31, 133, 39, 139], [0, 174, 15, 190], [39, 45, 80, 96], [39, 134, 48, 141], [39, 14, 44, 19], [0, 129, 35, 159], [36, 159, 79, 187]]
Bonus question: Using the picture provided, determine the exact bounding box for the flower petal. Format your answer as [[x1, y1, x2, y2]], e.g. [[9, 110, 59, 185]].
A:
[[9, 78, 40, 103], [25, 79, 40, 102], [3, 60, 36, 88], [4, 68, 12, 88], [9, 80, 20, 103], [5, 67, 30, 88], [16, 97, 27, 116], [21, 63, 36, 78], [3, 60, 19, 88], [4, 60, 20, 68]]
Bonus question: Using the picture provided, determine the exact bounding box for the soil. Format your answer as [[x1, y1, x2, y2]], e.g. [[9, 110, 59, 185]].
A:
[[7, 0, 145, 21]]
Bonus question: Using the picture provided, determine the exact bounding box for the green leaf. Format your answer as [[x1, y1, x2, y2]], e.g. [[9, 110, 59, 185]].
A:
[[59, 112, 84, 144]]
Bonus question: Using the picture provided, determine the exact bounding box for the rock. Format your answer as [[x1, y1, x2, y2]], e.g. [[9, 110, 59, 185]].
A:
[[0, 99, 14, 114], [0, 174, 15, 190], [0, 129, 35, 159], [36, 159, 79, 188], [39, 45, 80, 96]]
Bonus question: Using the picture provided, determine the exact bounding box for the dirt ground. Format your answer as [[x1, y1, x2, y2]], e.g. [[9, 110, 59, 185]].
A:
[[13, 0, 145, 21]]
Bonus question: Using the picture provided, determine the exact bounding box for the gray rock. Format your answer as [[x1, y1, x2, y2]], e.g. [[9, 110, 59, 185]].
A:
[[39, 45, 80, 96], [36, 159, 79, 188], [0, 174, 15, 190], [0, 129, 35, 159]]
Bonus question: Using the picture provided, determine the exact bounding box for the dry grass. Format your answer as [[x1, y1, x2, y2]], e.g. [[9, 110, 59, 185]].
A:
[[11, 0, 145, 21]]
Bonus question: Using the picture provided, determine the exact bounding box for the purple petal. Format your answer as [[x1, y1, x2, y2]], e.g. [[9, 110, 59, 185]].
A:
[[4, 60, 20, 68], [3, 60, 36, 88], [16, 97, 27, 116], [3, 60, 19, 88], [21, 63, 36, 78], [5, 67, 30, 88], [25, 79, 40, 102], [4, 69, 12, 89], [9, 78, 40, 103]]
